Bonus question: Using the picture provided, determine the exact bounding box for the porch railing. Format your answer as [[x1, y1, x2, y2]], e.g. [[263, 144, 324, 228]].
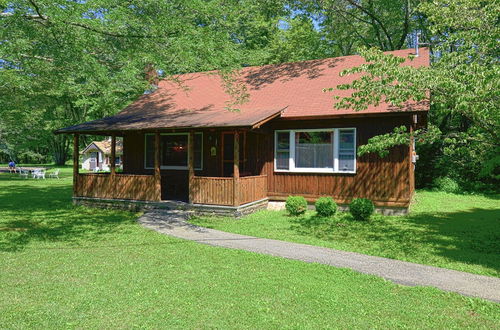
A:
[[239, 175, 268, 205], [190, 175, 267, 206], [76, 173, 159, 201]]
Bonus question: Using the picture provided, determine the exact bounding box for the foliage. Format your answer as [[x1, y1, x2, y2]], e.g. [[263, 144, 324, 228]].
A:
[[314, 196, 337, 217], [433, 177, 460, 194], [265, 16, 331, 64], [0, 0, 289, 163], [285, 196, 308, 216], [330, 0, 500, 189], [2, 174, 499, 327], [349, 198, 374, 221], [191, 191, 500, 277], [296, 0, 426, 55]]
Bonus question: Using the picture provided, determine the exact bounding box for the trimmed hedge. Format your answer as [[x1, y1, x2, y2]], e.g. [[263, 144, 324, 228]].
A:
[[349, 198, 374, 221], [285, 196, 307, 216], [315, 197, 337, 217]]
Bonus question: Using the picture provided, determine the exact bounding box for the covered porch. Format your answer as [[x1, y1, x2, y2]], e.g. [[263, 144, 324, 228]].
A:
[[71, 129, 268, 207]]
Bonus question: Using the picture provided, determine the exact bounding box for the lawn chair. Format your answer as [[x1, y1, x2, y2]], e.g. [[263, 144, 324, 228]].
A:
[[32, 169, 46, 179], [18, 167, 29, 179], [48, 169, 60, 179]]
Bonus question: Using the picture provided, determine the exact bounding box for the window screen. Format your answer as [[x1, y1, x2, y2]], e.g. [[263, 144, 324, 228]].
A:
[[162, 134, 188, 167], [145, 134, 155, 168], [339, 129, 355, 171], [276, 132, 290, 170], [295, 131, 333, 169]]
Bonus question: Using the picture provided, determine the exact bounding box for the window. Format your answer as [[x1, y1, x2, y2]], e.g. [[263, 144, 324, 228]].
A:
[[145, 133, 203, 170], [295, 131, 333, 169], [194, 133, 202, 169], [145, 134, 155, 168], [275, 131, 290, 170], [339, 129, 355, 172], [274, 128, 356, 173], [162, 134, 188, 167]]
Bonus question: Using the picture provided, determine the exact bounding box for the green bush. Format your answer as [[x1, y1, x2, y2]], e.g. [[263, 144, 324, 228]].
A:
[[433, 177, 461, 193], [315, 197, 337, 217], [285, 196, 308, 216], [349, 198, 374, 221]]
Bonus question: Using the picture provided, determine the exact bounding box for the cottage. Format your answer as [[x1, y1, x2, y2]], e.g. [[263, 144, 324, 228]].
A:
[[56, 48, 429, 215], [81, 138, 123, 171]]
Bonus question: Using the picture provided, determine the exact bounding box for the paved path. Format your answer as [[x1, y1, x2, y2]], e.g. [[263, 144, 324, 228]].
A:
[[138, 210, 500, 303]]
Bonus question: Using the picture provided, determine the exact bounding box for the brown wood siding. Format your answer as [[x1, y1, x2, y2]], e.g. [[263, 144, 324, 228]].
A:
[[261, 115, 414, 207], [76, 173, 159, 201]]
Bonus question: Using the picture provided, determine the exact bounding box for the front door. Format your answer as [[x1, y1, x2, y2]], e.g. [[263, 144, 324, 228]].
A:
[[89, 152, 98, 170], [161, 173, 189, 201], [221, 132, 245, 177]]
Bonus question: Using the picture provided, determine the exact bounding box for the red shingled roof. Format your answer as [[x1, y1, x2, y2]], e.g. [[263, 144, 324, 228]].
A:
[[57, 48, 429, 134]]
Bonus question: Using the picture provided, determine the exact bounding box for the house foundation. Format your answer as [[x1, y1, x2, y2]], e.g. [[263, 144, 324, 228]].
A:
[[73, 196, 269, 218]]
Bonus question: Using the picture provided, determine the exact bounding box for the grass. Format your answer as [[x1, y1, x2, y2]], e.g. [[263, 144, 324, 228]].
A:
[[1, 169, 499, 328], [191, 191, 500, 277]]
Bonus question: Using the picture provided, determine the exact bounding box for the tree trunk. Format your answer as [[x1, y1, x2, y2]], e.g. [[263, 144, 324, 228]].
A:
[[52, 134, 70, 165]]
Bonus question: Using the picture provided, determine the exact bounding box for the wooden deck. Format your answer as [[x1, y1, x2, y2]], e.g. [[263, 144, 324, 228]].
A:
[[75, 173, 268, 206]]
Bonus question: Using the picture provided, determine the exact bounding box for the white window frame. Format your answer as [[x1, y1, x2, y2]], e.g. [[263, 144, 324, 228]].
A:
[[274, 128, 356, 174], [144, 132, 203, 170]]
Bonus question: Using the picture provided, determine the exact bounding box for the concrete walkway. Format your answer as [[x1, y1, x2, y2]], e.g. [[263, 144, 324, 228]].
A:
[[138, 210, 500, 303]]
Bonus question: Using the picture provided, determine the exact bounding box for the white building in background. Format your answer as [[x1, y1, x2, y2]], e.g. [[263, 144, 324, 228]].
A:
[[81, 138, 123, 171]]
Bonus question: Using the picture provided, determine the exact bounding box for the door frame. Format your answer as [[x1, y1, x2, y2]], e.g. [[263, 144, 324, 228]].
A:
[[220, 131, 246, 177]]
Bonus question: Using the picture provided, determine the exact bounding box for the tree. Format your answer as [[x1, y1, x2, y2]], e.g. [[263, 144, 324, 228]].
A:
[[266, 16, 331, 64], [0, 0, 275, 164], [294, 0, 428, 54], [331, 0, 499, 188]]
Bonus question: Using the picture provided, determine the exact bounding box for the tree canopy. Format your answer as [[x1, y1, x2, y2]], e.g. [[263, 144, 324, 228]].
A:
[[0, 0, 287, 163]]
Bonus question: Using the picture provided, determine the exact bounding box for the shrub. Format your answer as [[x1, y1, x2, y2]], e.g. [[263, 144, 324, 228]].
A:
[[349, 198, 374, 221], [285, 196, 308, 216], [315, 197, 337, 217], [433, 177, 461, 193]]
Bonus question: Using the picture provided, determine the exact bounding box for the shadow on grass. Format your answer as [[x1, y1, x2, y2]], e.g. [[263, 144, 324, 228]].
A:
[[0, 182, 135, 252], [289, 208, 500, 274]]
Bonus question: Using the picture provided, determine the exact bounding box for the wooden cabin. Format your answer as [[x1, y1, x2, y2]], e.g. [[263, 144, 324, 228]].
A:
[[56, 48, 429, 214]]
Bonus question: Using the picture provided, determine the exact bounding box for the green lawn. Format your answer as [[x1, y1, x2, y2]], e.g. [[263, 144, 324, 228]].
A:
[[1, 170, 499, 328], [191, 192, 500, 277]]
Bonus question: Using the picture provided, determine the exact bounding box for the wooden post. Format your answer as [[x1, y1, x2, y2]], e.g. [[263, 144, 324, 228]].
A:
[[110, 134, 116, 177], [73, 134, 79, 197], [154, 132, 161, 201], [233, 131, 240, 206], [409, 118, 415, 198], [188, 131, 195, 203]]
